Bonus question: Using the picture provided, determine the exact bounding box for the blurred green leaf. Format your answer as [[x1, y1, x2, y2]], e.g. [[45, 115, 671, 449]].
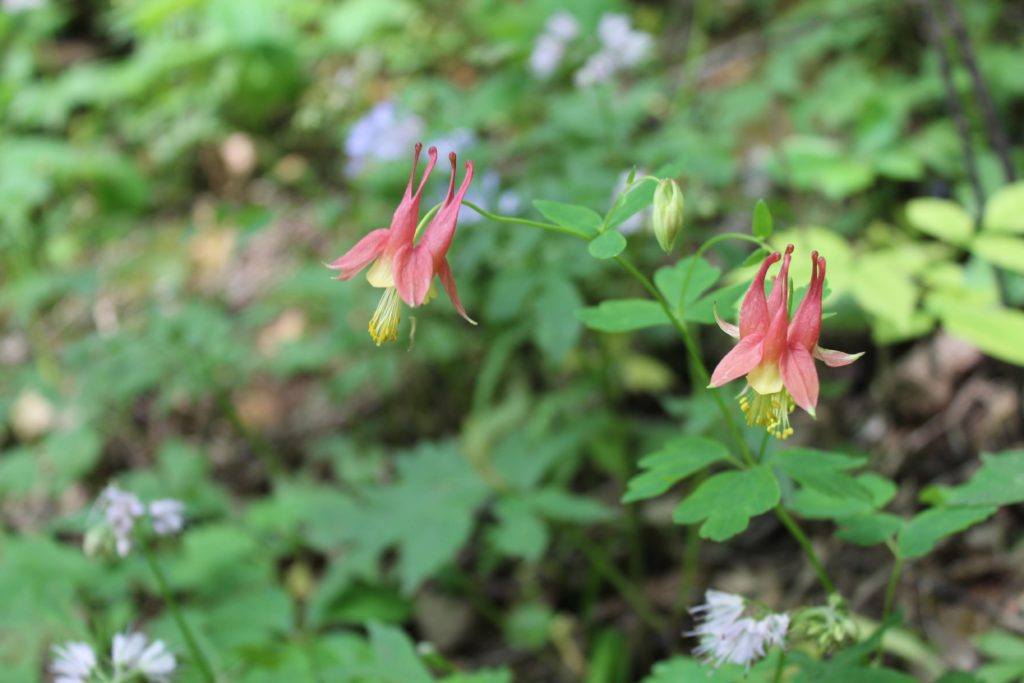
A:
[[588, 231, 627, 259], [673, 466, 780, 541], [622, 436, 729, 504]]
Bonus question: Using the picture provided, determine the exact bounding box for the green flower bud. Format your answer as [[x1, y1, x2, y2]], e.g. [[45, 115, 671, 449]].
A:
[[652, 179, 684, 253]]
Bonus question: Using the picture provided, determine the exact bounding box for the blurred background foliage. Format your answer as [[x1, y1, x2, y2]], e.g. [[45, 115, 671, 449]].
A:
[[1, 0, 1023, 681]]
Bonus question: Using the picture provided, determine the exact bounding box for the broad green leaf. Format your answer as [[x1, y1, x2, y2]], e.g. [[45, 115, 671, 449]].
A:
[[976, 630, 1024, 660], [586, 629, 630, 683], [927, 296, 1024, 365], [851, 258, 918, 328], [523, 488, 615, 523], [654, 256, 722, 313], [945, 450, 1024, 506], [971, 234, 1024, 275], [587, 231, 627, 259], [752, 199, 773, 238], [606, 177, 657, 231], [897, 506, 996, 559], [768, 448, 872, 502], [533, 200, 602, 238], [984, 182, 1024, 233], [324, 0, 418, 49], [577, 299, 668, 332], [906, 198, 974, 246], [673, 465, 780, 541], [505, 602, 554, 650], [534, 276, 582, 363], [836, 512, 903, 546], [622, 436, 730, 503], [790, 473, 896, 520], [367, 622, 432, 683], [686, 281, 748, 326], [489, 498, 548, 562]]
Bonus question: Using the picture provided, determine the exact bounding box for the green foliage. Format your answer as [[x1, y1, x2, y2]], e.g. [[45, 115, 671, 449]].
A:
[[673, 465, 780, 541], [622, 436, 729, 503]]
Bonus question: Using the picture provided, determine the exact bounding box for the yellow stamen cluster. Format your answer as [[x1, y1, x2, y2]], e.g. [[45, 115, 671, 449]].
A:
[[368, 287, 402, 345], [739, 389, 795, 439]]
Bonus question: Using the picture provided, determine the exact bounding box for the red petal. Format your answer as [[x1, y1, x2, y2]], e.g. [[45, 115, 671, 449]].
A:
[[788, 253, 824, 351], [766, 244, 794, 318], [327, 228, 389, 280], [393, 245, 436, 307], [813, 344, 863, 367], [708, 333, 765, 388], [781, 345, 819, 416], [739, 252, 780, 338], [713, 303, 739, 339], [438, 258, 476, 324]]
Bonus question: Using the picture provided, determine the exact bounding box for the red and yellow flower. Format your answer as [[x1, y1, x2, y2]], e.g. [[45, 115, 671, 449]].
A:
[[327, 143, 475, 345], [710, 246, 862, 438]]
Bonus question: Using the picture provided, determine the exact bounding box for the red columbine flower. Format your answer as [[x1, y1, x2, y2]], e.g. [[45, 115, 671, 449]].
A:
[[710, 246, 863, 438], [327, 144, 475, 345]]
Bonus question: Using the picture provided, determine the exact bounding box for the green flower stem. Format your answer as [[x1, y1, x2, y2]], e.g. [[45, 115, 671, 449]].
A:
[[143, 549, 217, 683], [875, 553, 905, 663], [772, 649, 788, 683], [471, 206, 837, 596], [614, 254, 752, 466], [774, 506, 835, 595], [462, 201, 585, 239], [567, 530, 668, 634]]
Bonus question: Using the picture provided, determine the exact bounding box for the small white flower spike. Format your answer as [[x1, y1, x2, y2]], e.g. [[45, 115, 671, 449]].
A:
[[113, 631, 176, 682], [688, 590, 789, 669], [50, 641, 97, 683], [148, 499, 185, 536]]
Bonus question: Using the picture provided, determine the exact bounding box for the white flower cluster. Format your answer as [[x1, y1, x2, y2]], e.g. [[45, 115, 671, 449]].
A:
[[529, 12, 581, 79], [51, 632, 175, 683], [90, 484, 185, 557], [689, 590, 789, 669], [575, 14, 654, 88]]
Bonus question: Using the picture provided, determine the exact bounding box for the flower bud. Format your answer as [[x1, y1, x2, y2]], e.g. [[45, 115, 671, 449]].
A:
[[652, 179, 684, 253]]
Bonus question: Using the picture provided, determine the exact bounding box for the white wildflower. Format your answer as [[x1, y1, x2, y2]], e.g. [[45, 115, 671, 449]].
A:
[[50, 641, 96, 683], [545, 11, 580, 41], [148, 499, 185, 536], [689, 590, 789, 670], [575, 12, 654, 88], [96, 484, 144, 557], [113, 632, 176, 682], [530, 11, 580, 79]]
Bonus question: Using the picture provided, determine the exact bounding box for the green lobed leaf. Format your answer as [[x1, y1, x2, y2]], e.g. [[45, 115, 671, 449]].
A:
[[971, 234, 1024, 275], [605, 177, 657, 231], [587, 230, 627, 259], [789, 473, 896, 520], [366, 621, 433, 683], [945, 450, 1024, 506], [768, 448, 872, 502], [673, 465, 780, 541], [897, 506, 996, 559], [533, 275, 582, 363], [622, 436, 730, 503], [576, 299, 668, 332], [906, 197, 974, 246], [533, 199, 603, 238], [984, 182, 1024, 234], [836, 512, 904, 546], [752, 199, 773, 238], [654, 256, 722, 313], [927, 296, 1024, 366]]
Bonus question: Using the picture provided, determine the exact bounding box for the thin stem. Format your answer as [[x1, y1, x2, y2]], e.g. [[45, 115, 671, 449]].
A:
[[567, 530, 668, 634], [774, 506, 835, 595], [462, 200, 584, 239], [615, 254, 752, 467], [772, 649, 788, 683], [143, 549, 217, 683], [875, 554, 905, 663]]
